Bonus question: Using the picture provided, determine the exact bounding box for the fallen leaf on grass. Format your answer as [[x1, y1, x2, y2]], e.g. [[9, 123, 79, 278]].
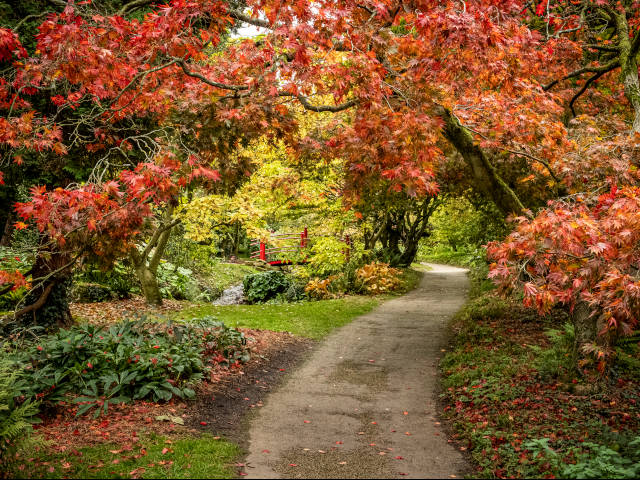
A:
[[155, 415, 184, 425]]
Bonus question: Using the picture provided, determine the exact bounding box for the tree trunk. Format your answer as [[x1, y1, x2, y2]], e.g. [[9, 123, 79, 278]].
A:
[[0, 213, 14, 247], [615, 12, 640, 133], [572, 301, 598, 362], [572, 301, 617, 377], [135, 263, 163, 306], [437, 105, 525, 216], [130, 203, 177, 306], [14, 248, 73, 331]]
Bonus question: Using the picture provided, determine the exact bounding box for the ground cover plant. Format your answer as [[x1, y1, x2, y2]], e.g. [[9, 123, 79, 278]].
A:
[[2, 318, 249, 425], [440, 277, 640, 478]]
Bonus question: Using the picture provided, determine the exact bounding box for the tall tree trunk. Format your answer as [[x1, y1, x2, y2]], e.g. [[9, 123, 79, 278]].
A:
[[0, 213, 14, 247]]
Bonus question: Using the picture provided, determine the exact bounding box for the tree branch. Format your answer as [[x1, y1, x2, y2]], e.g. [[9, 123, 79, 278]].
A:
[[542, 59, 620, 91], [13, 283, 54, 320], [279, 93, 359, 112], [118, 0, 155, 16], [227, 9, 271, 29], [568, 68, 610, 117], [176, 59, 249, 91]]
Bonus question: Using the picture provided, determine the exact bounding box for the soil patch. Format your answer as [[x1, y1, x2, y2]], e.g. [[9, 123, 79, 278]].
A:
[[28, 329, 314, 458], [185, 331, 315, 447]]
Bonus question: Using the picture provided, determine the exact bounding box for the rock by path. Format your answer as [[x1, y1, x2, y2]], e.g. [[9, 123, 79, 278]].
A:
[[242, 263, 470, 479]]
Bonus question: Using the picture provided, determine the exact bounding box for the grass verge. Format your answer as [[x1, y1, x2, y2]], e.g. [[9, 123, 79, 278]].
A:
[[168, 296, 379, 340], [8, 433, 240, 479], [168, 266, 420, 340]]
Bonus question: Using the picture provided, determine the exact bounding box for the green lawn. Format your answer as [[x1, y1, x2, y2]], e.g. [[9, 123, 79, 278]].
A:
[[168, 267, 423, 339], [9, 434, 240, 479], [169, 296, 380, 339]]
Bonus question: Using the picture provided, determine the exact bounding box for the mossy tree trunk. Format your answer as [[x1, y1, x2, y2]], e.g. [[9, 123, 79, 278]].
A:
[[130, 203, 179, 306], [436, 105, 525, 216]]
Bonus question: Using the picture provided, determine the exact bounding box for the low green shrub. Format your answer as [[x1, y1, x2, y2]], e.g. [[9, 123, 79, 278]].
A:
[[7, 318, 249, 418], [69, 282, 114, 303], [529, 323, 575, 380], [156, 262, 197, 300], [522, 436, 640, 479], [305, 237, 348, 277], [243, 271, 292, 303], [74, 261, 140, 300], [0, 351, 40, 464]]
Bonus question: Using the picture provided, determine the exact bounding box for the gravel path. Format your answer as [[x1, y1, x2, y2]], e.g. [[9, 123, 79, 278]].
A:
[[242, 263, 470, 479]]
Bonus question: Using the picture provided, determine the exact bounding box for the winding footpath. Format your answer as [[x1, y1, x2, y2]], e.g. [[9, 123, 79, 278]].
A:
[[243, 264, 470, 479]]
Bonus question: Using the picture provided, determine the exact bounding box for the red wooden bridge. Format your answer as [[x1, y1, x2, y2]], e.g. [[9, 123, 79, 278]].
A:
[[250, 228, 350, 266]]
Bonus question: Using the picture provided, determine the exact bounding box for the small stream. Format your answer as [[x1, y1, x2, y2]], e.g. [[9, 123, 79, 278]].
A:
[[212, 284, 245, 305]]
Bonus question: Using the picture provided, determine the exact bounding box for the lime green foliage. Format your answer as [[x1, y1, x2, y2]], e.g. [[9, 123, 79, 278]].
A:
[[179, 137, 354, 244], [421, 196, 507, 254], [169, 297, 379, 339], [418, 197, 507, 283], [0, 352, 40, 463], [306, 237, 348, 277], [7, 434, 240, 479]]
